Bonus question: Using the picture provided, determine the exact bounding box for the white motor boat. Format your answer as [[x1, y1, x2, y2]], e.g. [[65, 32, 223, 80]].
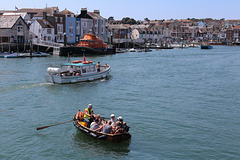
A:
[[45, 58, 111, 84]]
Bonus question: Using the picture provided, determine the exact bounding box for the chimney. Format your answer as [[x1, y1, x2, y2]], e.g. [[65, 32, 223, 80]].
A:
[[43, 12, 47, 19], [94, 10, 100, 15], [81, 8, 87, 15]]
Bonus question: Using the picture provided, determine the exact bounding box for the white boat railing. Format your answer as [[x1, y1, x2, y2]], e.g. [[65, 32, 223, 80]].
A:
[[32, 39, 64, 48]]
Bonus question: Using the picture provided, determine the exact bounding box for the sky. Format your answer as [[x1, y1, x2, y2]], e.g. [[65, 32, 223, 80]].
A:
[[1, 0, 240, 20]]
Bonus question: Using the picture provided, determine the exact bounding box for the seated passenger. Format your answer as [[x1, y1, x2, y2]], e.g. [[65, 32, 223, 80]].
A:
[[90, 118, 102, 131], [117, 116, 123, 128], [102, 120, 112, 134], [110, 114, 116, 126], [75, 109, 84, 121], [114, 121, 124, 134], [123, 122, 130, 132], [95, 114, 103, 126]]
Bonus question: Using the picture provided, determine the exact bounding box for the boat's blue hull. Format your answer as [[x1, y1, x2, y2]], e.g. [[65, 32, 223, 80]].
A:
[[201, 45, 213, 49]]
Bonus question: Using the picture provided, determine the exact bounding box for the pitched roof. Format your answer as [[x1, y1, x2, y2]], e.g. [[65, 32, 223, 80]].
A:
[[34, 7, 60, 17], [19, 8, 43, 13], [87, 12, 104, 19], [0, 15, 21, 28], [36, 19, 54, 28], [107, 24, 128, 30], [60, 9, 74, 15], [3, 12, 29, 19]]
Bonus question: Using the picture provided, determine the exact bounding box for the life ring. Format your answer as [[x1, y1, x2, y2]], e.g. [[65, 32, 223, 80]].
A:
[[72, 60, 82, 63], [82, 61, 89, 64]]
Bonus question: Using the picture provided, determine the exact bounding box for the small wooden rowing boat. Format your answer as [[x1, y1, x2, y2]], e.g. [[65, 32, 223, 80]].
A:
[[73, 118, 131, 143]]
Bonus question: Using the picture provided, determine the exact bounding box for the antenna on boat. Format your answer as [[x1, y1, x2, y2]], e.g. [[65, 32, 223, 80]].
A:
[[67, 52, 70, 62]]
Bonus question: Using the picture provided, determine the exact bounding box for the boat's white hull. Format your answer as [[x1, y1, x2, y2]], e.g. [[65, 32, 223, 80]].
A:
[[45, 67, 111, 84]]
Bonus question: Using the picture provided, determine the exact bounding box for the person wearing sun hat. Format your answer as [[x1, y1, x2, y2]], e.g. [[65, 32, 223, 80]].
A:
[[110, 114, 116, 126]]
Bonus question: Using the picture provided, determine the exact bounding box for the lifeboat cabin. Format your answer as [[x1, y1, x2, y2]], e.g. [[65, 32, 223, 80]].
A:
[[78, 33, 108, 49]]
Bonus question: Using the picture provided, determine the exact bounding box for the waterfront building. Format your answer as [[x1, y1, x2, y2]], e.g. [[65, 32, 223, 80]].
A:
[[60, 9, 76, 44], [77, 8, 93, 39], [227, 26, 240, 43], [32, 7, 65, 43], [224, 19, 240, 28], [106, 24, 131, 46], [88, 10, 107, 42], [0, 15, 29, 43], [76, 8, 107, 42], [76, 17, 81, 43], [29, 19, 54, 42]]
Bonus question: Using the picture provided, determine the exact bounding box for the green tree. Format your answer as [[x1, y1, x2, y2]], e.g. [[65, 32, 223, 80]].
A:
[[108, 16, 114, 21], [121, 17, 137, 24]]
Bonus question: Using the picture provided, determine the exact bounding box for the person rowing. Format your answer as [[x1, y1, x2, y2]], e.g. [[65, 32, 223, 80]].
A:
[[83, 104, 95, 128]]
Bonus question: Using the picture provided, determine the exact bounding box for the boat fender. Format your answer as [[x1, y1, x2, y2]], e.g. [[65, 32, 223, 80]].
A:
[[98, 135, 107, 139], [83, 129, 89, 133], [90, 132, 97, 138]]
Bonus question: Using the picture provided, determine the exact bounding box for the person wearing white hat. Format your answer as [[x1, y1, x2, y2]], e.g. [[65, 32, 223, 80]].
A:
[[110, 114, 116, 126]]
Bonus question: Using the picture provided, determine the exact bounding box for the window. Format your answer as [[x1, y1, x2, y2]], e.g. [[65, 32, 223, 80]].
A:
[[60, 17, 63, 23], [17, 26, 23, 32], [82, 67, 86, 73], [47, 29, 51, 34], [69, 28, 73, 33], [69, 35, 73, 41], [38, 29, 41, 33], [76, 28, 80, 35], [55, 17, 58, 22], [48, 36, 51, 41], [91, 66, 96, 72], [69, 22, 73, 27], [57, 24, 63, 32]]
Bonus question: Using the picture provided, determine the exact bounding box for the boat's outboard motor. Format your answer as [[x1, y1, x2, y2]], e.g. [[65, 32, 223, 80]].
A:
[[47, 67, 60, 75]]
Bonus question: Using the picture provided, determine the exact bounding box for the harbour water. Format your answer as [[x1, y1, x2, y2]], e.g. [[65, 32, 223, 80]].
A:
[[0, 46, 240, 159]]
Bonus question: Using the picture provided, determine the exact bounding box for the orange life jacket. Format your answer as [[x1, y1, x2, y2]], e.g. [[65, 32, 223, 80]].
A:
[[75, 111, 84, 121]]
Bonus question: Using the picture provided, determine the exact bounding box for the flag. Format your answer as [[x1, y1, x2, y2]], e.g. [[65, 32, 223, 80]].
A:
[[15, 6, 19, 11], [83, 56, 86, 62]]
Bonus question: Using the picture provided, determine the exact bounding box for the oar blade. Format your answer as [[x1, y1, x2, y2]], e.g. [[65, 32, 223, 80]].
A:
[[36, 125, 50, 130]]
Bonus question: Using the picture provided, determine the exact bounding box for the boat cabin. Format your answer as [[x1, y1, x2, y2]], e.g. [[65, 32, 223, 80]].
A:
[[78, 33, 108, 48], [60, 61, 97, 76]]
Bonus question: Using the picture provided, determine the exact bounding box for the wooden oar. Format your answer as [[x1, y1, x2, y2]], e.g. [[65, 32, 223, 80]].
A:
[[36, 119, 73, 130]]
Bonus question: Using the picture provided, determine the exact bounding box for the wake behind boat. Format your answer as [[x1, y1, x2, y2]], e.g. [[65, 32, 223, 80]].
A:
[[45, 58, 111, 84]]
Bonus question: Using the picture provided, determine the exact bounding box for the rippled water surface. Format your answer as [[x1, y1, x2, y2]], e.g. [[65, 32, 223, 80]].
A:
[[0, 46, 240, 159]]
